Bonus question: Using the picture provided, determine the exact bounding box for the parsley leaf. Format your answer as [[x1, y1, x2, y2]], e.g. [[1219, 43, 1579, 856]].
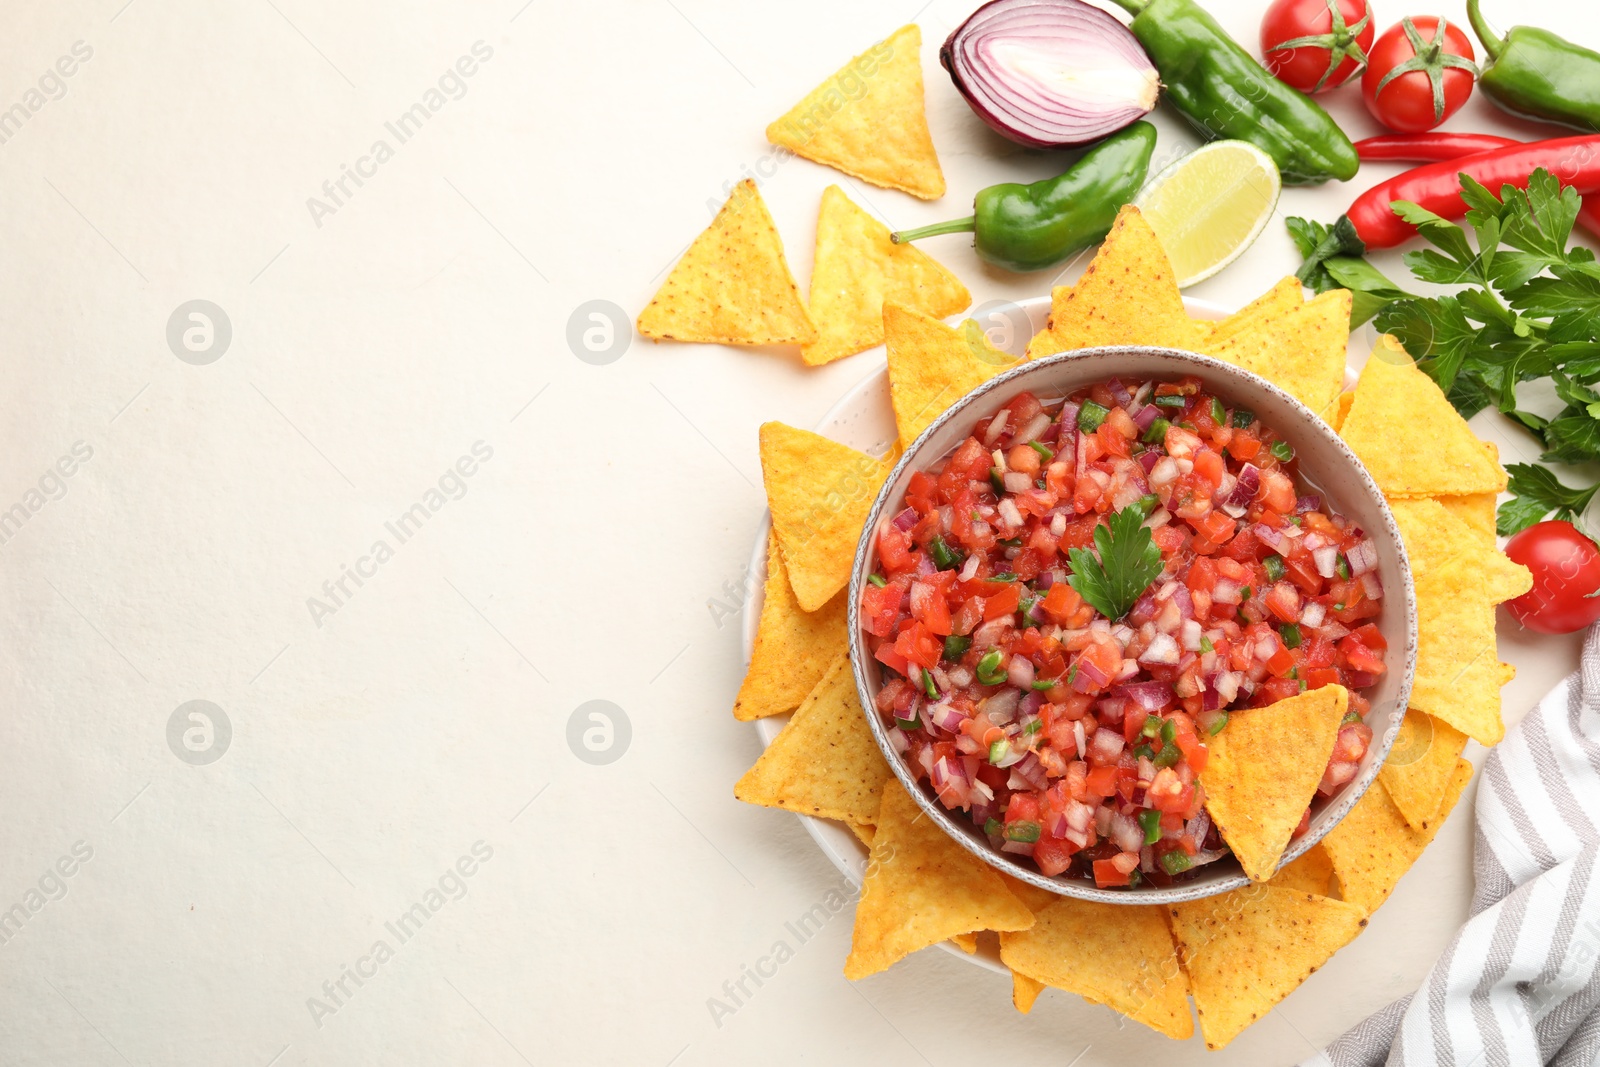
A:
[[1066, 505, 1162, 622], [1499, 463, 1600, 535]]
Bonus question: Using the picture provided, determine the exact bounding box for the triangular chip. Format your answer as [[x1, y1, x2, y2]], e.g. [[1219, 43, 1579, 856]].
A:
[[1000, 873, 1063, 916], [767, 25, 945, 200], [885, 302, 1019, 447], [1000, 899, 1193, 1040], [1168, 884, 1368, 1050], [849, 821, 876, 847], [759, 423, 893, 612], [1379, 709, 1469, 832], [1202, 686, 1348, 881], [950, 931, 979, 954], [1197, 276, 1303, 351], [1390, 497, 1529, 744], [1206, 289, 1350, 423], [638, 179, 816, 346], [734, 529, 848, 721], [735, 655, 890, 825], [804, 187, 969, 366], [1331, 390, 1355, 433], [1322, 758, 1473, 914], [1011, 969, 1046, 1014], [1340, 336, 1507, 495], [1268, 843, 1335, 896], [845, 779, 1033, 978], [1025, 206, 1202, 359], [1390, 497, 1530, 605], [1437, 492, 1498, 544]]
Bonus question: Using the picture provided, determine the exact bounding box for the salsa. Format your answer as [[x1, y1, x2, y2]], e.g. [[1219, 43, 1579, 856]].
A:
[[861, 378, 1385, 888]]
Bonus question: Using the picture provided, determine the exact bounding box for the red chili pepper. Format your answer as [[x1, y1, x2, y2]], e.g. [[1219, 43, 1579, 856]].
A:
[[1354, 132, 1517, 162], [1298, 133, 1600, 281], [1353, 132, 1600, 238]]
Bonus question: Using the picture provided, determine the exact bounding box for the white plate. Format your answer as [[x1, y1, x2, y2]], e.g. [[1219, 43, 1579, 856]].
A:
[[740, 294, 1361, 974]]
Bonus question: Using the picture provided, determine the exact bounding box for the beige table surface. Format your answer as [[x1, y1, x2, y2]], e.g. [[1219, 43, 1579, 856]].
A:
[[0, 0, 1588, 1064]]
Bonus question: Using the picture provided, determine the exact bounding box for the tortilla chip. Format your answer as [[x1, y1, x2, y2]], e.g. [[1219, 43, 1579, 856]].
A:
[[1390, 498, 1530, 744], [1379, 709, 1470, 832], [1168, 884, 1368, 1050], [1322, 758, 1473, 914], [734, 530, 848, 721], [1000, 873, 1064, 916], [1025, 206, 1202, 359], [849, 821, 876, 847], [1437, 492, 1498, 544], [1000, 900, 1192, 1040], [1011, 969, 1046, 1013], [638, 179, 815, 346], [1268, 844, 1335, 897], [1390, 497, 1530, 604], [1202, 686, 1348, 881], [804, 188, 969, 367], [759, 422, 893, 611], [1206, 289, 1350, 423], [1340, 336, 1507, 496], [767, 25, 944, 200], [845, 779, 1033, 979], [885, 302, 1020, 448], [1331, 391, 1355, 433], [734, 655, 890, 825], [1198, 276, 1302, 351], [951, 931, 979, 954]]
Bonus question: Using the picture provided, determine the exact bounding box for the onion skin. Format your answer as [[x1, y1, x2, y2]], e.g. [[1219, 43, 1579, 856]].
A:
[[941, 0, 1159, 149]]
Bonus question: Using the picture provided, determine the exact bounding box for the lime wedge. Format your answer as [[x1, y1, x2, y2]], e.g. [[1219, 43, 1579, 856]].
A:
[[1134, 140, 1281, 289]]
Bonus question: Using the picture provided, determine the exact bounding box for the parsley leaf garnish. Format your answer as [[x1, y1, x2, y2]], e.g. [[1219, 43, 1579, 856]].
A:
[[1291, 169, 1600, 545], [1498, 463, 1600, 536], [1066, 505, 1162, 622]]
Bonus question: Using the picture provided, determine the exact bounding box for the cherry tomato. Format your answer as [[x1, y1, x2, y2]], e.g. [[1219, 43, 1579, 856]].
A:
[[1504, 521, 1600, 635], [1260, 0, 1375, 94], [1361, 16, 1478, 132]]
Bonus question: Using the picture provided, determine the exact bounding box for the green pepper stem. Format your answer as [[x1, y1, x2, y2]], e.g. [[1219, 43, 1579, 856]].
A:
[[890, 217, 976, 244], [1105, 0, 1146, 12], [1466, 0, 1504, 61], [1295, 215, 1367, 284]]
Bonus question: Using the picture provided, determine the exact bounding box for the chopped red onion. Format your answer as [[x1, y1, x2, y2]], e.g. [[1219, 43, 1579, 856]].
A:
[[1088, 728, 1125, 765], [1347, 538, 1379, 576], [987, 688, 1021, 724], [892, 506, 918, 531], [1296, 494, 1322, 513], [1253, 522, 1289, 554], [1017, 412, 1051, 444], [1150, 456, 1180, 488], [1359, 571, 1384, 600], [1108, 378, 1134, 409], [1115, 680, 1173, 711], [1133, 404, 1160, 432], [1223, 463, 1261, 513], [1111, 813, 1144, 853], [1139, 632, 1181, 665], [984, 409, 1010, 446], [1300, 601, 1327, 629], [1313, 544, 1339, 578], [929, 702, 968, 734], [1019, 691, 1045, 718], [1138, 449, 1161, 474], [1007, 656, 1036, 689]]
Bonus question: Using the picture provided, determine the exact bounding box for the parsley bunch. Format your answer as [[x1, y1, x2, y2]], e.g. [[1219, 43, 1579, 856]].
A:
[[1290, 169, 1600, 538]]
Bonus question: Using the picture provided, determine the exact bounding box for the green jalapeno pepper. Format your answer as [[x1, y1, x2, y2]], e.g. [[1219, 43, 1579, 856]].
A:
[[1467, 0, 1600, 132], [1109, 0, 1358, 185], [890, 121, 1156, 272]]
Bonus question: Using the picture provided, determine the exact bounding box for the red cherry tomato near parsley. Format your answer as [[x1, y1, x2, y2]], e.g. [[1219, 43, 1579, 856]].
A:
[[1361, 16, 1479, 133], [1504, 521, 1600, 635], [1260, 0, 1375, 94]]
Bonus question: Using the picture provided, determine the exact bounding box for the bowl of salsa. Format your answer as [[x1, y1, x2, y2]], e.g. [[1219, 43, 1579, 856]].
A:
[[848, 346, 1417, 904]]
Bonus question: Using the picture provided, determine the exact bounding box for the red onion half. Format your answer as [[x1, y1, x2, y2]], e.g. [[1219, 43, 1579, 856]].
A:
[[941, 0, 1159, 149]]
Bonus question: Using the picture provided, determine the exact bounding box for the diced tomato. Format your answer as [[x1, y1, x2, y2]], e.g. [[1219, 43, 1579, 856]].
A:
[[1093, 857, 1132, 887], [1034, 836, 1075, 876], [984, 583, 1021, 621], [1193, 508, 1235, 544], [877, 524, 913, 572], [1348, 623, 1388, 651], [905, 470, 937, 513], [1169, 712, 1208, 773], [1228, 432, 1261, 461], [1304, 667, 1341, 690], [1005, 793, 1041, 824], [1039, 583, 1089, 626], [860, 576, 907, 637], [1193, 448, 1225, 489], [893, 621, 942, 671], [1339, 633, 1387, 675], [1263, 581, 1301, 623], [1257, 676, 1301, 703], [1085, 765, 1119, 797], [874, 641, 909, 676], [1266, 645, 1297, 677], [910, 579, 953, 636]]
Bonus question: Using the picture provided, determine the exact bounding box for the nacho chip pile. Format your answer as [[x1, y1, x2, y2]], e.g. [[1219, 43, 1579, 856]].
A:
[[640, 26, 964, 362], [729, 203, 1521, 1047]]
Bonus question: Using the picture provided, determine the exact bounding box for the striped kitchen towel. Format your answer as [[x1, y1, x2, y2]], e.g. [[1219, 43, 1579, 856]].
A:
[[1304, 623, 1600, 1067]]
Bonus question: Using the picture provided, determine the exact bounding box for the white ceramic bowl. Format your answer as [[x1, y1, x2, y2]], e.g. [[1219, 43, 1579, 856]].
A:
[[846, 346, 1418, 905]]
